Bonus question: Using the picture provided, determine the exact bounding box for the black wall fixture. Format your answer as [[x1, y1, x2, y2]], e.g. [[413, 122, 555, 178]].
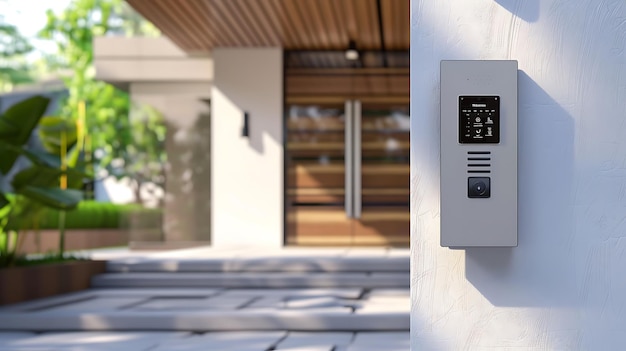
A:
[[242, 111, 250, 137]]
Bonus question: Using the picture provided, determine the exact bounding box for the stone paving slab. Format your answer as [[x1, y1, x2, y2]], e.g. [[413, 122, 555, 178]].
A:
[[88, 288, 224, 297], [150, 332, 285, 351], [10, 292, 356, 315], [355, 295, 410, 314], [0, 332, 409, 351], [364, 289, 410, 297], [275, 347, 334, 351], [221, 288, 363, 299], [284, 296, 346, 309], [132, 296, 255, 311], [0, 289, 224, 313], [245, 296, 286, 309], [42, 297, 146, 313], [92, 272, 409, 289], [0, 334, 34, 344], [275, 332, 353, 349], [347, 331, 411, 350], [0, 332, 186, 351]]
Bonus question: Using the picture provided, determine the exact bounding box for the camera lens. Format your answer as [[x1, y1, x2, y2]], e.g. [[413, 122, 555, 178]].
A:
[[468, 177, 490, 198], [473, 181, 487, 195]]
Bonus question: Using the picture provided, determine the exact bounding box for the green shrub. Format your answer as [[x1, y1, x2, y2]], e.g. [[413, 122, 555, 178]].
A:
[[6, 200, 162, 230]]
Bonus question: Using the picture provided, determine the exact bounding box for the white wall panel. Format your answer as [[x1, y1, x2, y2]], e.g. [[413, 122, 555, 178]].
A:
[[211, 48, 283, 248], [410, 0, 626, 349]]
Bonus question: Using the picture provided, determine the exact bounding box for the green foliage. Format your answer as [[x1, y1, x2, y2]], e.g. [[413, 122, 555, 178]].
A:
[[28, 201, 162, 230], [39, 0, 166, 206], [0, 96, 90, 267], [19, 187, 84, 211], [0, 96, 86, 211], [38, 0, 126, 125], [104, 104, 167, 205], [38, 116, 78, 154], [0, 22, 33, 91], [0, 193, 7, 209], [0, 96, 49, 174], [0, 24, 32, 58]]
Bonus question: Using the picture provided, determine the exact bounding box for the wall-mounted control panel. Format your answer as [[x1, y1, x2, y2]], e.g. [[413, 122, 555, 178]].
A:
[[440, 60, 518, 247]]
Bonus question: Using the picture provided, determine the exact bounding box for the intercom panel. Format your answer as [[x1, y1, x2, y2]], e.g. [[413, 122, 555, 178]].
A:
[[440, 60, 517, 247]]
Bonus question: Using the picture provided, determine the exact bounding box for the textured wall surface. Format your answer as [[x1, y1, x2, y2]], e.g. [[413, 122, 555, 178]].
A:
[[410, 0, 626, 349]]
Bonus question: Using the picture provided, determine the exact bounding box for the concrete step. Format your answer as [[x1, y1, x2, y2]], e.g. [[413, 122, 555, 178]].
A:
[[0, 311, 409, 332], [92, 272, 410, 289], [106, 257, 409, 273]]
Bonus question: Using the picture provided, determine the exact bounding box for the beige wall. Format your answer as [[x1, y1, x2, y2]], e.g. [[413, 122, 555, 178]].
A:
[[131, 83, 212, 244], [95, 38, 284, 248], [211, 48, 284, 248], [94, 37, 212, 84], [95, 37, 213, 246]]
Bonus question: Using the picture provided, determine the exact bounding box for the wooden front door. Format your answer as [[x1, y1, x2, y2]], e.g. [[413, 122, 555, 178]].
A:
[[286, 101, 409, 246]]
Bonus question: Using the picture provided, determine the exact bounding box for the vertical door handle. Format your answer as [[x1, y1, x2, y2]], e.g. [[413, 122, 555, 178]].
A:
[[353, 100, 362, 219], [345, 101, 353, 218]]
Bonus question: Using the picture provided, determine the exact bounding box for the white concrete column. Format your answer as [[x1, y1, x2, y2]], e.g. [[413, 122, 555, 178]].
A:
[[411, 0, 626, 349], [211, 48, 283, 248]]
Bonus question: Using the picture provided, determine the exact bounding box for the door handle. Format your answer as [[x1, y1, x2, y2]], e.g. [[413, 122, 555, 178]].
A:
[[345, 101, 353, 218], [353, 100, 362, 219]]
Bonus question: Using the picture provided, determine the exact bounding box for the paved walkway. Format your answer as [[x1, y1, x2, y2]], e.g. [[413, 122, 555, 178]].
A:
[[0, 247, 410, 350], [0, 331, 410, 350]]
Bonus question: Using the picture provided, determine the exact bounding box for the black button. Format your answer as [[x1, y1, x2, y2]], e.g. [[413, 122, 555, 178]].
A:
[[468, 177, 491, 198]]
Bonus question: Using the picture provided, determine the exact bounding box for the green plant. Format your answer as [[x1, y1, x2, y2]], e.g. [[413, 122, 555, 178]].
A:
[[37, 116, 78, 155], [26, 201, 162, 230], [0, 21, 34, 92], [39, 0, 166, 206], [0, 96, 87, 267]]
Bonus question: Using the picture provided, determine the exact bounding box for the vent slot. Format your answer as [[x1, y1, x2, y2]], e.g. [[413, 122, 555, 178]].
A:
[[467, 157, 490, 161], [467, 151, 492, 174]]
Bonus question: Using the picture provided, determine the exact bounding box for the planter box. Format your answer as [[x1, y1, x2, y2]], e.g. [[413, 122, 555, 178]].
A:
[[17, 229, 131, 255], [0, 260, 106, 306]]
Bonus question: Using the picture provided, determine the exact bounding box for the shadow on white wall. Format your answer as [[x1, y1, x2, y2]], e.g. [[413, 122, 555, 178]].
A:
[[465, 71, 576, 307], [494, 0, 541, 22]]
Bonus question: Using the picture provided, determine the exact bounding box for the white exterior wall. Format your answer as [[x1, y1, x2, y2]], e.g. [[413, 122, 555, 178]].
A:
[[411, 1, 626, 350], [94, 37, 212, 83], [211, 48, 283, 248]]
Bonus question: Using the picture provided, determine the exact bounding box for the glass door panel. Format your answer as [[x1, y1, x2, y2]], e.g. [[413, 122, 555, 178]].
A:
[[285, 102, 410, 247], [285, 104, 352, 245], [353, 104, 410, 246]]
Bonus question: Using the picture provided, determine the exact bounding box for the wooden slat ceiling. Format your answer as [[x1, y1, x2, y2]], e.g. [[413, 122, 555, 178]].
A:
[[126, 0, 410, 53], [285, 51, 409, 68]]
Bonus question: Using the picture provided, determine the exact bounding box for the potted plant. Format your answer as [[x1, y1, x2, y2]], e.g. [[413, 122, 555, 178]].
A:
[[0, 96, 105, 305]]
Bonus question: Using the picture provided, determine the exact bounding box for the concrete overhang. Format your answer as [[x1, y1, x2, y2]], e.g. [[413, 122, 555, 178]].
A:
[[94, 37, 213, 91]]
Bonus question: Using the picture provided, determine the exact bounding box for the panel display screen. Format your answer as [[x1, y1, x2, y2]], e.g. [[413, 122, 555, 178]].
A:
[[458, 96, 500, 144]]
